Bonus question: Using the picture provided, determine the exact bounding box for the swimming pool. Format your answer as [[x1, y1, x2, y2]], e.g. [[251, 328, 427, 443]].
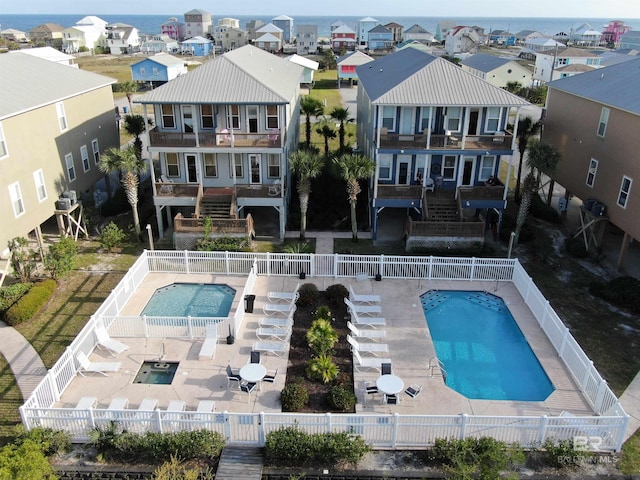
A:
[[421, 290, 555, 401], [142, 283, 236, 317], [134, 361, 179, 385]]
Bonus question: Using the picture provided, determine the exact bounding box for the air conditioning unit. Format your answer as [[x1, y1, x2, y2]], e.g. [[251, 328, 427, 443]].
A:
[[591, 202, 607, 216], [62, 190, 77, 205], [56, 197, 72, 210]]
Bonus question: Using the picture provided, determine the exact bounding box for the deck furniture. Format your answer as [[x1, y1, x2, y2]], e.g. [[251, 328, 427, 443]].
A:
[[76, 352, 121, 376], [263, 301, 297, 317], [75, 396, 97, 409], [263, 368, 278, 383], [349, 308, 386, 328], [353, 350, 392, 372], [344, 298, 382, 316], [347, 335, 389, 355], [256, 327, 291, 341], [267, 283, 299, 303], [252, 339, 289, 357], [226, 364, 242, 388], [107, 397, 129, 410], [349, 285, 381, 304], [239, 382, 257, 402], [404, 384, 423, 400], [198, 325, 218, 360], [347, 321, 386, 340], [95, 325, 129, 357]]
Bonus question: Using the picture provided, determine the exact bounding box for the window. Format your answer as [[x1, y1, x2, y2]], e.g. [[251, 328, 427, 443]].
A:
[[586, 158, 598, 187], [266, 105, 279, 129], [0, 123, 7, 159], [56, 102, 68, 131], [33, 169, 47, 202], [419, 107, 431, 132], [152, 67, 159, 75], [485, 107, 501, 132], [161, 104, 175, 128], [617, 176, 632, 208], [268, 154, 280, 178], [442, 155, 457, 180], [201, 104, 214, 129], [140, 67, 146, 76], [80, 145, 90, 172], [378, 155, 392, 180], [92, 139, 100, 164], [203, 153, 217, 177], [479, 155, 496, 181], [166, 153, 180, 176], [341, 65, 356, 73], [65, 153, 76, 181], [9, 182, 25, 217], [228, 105, 240, 129], [381, 106, 396, 131], [597, 107, 609, 137], [230, 153, 243, 177], [446, 107, 461, 132]]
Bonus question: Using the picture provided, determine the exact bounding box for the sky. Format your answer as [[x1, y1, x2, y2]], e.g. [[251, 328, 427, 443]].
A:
[[4, 0, 639, 18]]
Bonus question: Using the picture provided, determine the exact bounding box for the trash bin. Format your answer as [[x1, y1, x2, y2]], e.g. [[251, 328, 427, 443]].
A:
[[244, 294, 256, 313], [123, 106, 129, 114]]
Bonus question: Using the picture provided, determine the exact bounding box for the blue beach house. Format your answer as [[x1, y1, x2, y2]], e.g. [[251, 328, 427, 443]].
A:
[[367, 24, 393, 51], [130, 53, 187, 87], [180, 36, 213, 56]]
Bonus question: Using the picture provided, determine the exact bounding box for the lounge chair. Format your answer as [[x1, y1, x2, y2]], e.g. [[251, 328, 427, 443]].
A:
[[263, 300, 297, 317], [267, 283, 300, 303], [353, 350, 392, 372], [347, 335, 389, 355], [164, 400, 186, 427], [75, 396, 97, 409], [95, 325, 129, 357], [344, 298, 382, 316], [259, 306, 295, 327], [252, 338, 290, 357], [198, 325, 218, 360], [349, 285, 381, 305], [197, 400, 215, 413], [76, 352, 121, 376], [347, 321, 386, 340], [107, 397, 129, 410], [256, 327, 291, 341], [138, 398, 158, 411], [349, 308, 386, 328]]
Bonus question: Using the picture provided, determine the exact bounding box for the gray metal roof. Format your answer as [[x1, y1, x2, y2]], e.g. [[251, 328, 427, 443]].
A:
[[336, 50, 373, 66], [357, 48, 530, 107], [548, 57, 640, 115], [0, 53, 116, 120], [460, 53, 511, 72], [136, 45, 303, 105], [133, 53, 184, 67]]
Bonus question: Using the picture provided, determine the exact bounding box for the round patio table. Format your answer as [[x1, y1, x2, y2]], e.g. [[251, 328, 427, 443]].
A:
[[240, 364, 267, 384], [376, 374, 404, 395]]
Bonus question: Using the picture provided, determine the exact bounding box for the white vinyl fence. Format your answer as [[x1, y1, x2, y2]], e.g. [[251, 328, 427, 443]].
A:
[[19, 251, 629, 451]]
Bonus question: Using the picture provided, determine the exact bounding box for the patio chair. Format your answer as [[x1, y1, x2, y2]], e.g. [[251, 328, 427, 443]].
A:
[[381, 363, 393, 375], [344, 298, 382, 316], [364, 381, 378, 404], [347, 335, 389, 355], [347, 321, 386, 340], [239, 382, 257, 403], [353, 350, 392, 372], [267, 283, 300, 303], [384, 394, 399, 405], [349, 308, 386, 328], [250, 350, 261, 364], [138, 398, 158, 411], [268, 179, 282, 196], [404, 384, 423, 400], [226, 364, 242, 388], [256, 326, 291, 341], [425, 177, 435, 192], [76, 352, 121, 376], [263, 298, 298, 317], [95, 325, 129, 357], [252, 338, 290, 357], [159, 175, 174, 194], [198, 325, 218, 360], [349, 285, 381, 305], [263, 368, 278, 383], [75, 396, 97, 409]]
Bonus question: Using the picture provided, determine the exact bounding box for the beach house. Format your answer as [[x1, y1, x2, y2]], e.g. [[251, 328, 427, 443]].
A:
[[461, 53, 532, 88]]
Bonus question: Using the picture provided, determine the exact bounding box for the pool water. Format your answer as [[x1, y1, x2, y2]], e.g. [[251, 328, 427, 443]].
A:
[[142, 283, 235, 317], [421, 290, 555, 401], [134, 361, 179, 384]]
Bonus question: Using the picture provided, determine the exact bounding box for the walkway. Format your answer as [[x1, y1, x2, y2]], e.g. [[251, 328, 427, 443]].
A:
[[285, 230, 372, 254], [215, 446, 263, 480], [0, 321, 47, 400]]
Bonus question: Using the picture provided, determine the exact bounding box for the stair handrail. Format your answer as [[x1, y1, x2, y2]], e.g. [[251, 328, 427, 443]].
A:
[[428, 356, 447, 381]]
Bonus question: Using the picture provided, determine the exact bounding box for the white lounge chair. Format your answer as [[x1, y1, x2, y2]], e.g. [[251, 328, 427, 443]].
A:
[[199, 325, 218, 360], [259, 316, 294, 328], [165, 400, 186, 428], [107, 397, 129, 410], [135, 398, 159, 420], [353, 350, 392, 372], [347, 321, 386, 340], [344, 298, 382, 316], [95, 325, 129, 357], [263, 300, 297, 317], [75, 396, 97, 409], [76, 352, 121, 376], [197, 400, 215, 413], [347, 335, 389, 355], [267, 283, 300, 303], [349, 285, 381, 305], [252, 338, 290, 357], [349, 308, 386, 328], [256, 327, 291, 341]]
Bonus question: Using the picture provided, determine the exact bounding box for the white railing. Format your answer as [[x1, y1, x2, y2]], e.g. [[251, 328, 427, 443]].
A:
[[18, 251, 629, 451]]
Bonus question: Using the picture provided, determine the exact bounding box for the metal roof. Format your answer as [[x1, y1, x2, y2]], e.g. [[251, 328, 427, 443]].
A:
[[548, 57, 640, 115], [132, 53, 185, 67], [357, 48, 530, 107], [0, 53, 116, 120], [136, 45, 303, 105], [460, 53, 512, 72], [336, 50, 374, 66]]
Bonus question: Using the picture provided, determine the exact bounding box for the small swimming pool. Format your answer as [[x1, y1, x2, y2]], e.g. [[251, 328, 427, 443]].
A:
[[421, 290, 555, 401], [134, 361, 179, 384], [142, 283, 236, 317]]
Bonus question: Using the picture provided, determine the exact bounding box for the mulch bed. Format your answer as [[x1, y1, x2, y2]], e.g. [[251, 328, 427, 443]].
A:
[[285, 289, 355, 412]]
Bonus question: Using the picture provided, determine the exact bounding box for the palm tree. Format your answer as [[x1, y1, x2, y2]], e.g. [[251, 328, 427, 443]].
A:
[[315, 121, 336, 158], [120, 80, 138, 113], [514, 117, 540, 202], [526, 138, 560, 192], [300, 96, 324, 149], [289, 150, 324, 240], [504, 81, 523, 94], [332, 153, 375, 242], [99, 145, 149, 238], [514, 172, 537, 246], [329, 107, 354, 153], [123, 114, 150, 160]]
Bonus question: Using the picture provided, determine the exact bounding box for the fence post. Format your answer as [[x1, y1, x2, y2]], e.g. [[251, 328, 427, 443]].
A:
[[391, 413, 399, 448], [558, 327, 569, 359], [224, 411, 231, 442], [188, 316, 193, 338], [225, 251, 230, 274], [266, 252, 271, 276], [615, 413, 630, 452], [143, 315, 149, 338], [334, 254, 339, 278], [459, 413, 468, 439], [87, 408, 96, 430], [540, 300, 551, 329], [537, 415, 548, 444], [594, 380, 608, 414], [310, 253, 315, 278], [326, 412, 332, 432], [259, 412, 265, 445], [155, 409, 163, 433], [470, 257, 476, 281], [428, 256, 433, 280], [582, 361, 594, 392], [379, 254, 384, 278]]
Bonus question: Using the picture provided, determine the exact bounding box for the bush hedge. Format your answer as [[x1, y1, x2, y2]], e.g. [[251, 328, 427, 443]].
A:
[[530, 194, 561, 223], [327, 384, 356, 411], [325, 284, 348, 305], [0, 282, 33, 314], [590, 276, 640, 314], [280, 377, 309, 411], [4, 279, 56, 326], [297, 283, 320, 307]]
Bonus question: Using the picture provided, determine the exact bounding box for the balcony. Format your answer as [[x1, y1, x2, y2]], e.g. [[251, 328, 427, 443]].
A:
[[377, 185, 423, 199], [149, 128, 283, 149], [173, 213, 254, 237], [377, 130, 513, 151]]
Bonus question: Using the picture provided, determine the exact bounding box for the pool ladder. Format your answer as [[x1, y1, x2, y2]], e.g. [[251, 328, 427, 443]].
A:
[[158, 342, 165, 361], [429, 357, 447, 382]]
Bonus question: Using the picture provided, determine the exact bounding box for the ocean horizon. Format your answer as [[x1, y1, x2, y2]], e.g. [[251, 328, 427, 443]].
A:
[[1, 13, 639, 39]]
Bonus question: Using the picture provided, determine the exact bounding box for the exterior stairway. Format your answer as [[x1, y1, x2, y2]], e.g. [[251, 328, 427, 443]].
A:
[[215, 446, 263, 480], [200, 194, 233, 218], [424, 198, 459, 222]]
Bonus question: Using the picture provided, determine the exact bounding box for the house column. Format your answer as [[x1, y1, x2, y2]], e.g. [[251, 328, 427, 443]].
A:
[[155, 205, 165, 238], [617, 232, 632, 271]]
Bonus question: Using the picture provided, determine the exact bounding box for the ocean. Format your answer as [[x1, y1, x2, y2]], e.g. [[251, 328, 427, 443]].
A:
[[1, 13, 639, 38]]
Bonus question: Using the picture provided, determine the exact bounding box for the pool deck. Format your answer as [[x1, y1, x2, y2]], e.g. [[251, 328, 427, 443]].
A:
[[58, 274, 593, 418]]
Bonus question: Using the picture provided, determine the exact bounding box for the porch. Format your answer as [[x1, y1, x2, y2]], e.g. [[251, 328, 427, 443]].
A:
[[148, 128, 283, 149], [377, 130, 514, 151]]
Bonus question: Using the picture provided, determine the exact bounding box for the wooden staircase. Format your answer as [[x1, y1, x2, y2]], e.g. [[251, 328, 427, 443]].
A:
[[424, 198, 459, 222], [215, 446, 264, 480], [200, 194, 233, 218]]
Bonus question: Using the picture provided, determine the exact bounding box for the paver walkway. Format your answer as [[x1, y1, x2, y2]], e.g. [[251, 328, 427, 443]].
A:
[[0, 320, 47, 400], [285, 230, 371, 255]]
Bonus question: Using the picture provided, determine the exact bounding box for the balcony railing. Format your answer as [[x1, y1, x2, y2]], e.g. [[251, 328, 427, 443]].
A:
[[154, 182, 199, 198], [377, 130, 513, 151], [406, 219, 485, 237], [149, 128, 283, 149], [377, 184, 423, 199], [173, 213, 254, 237]]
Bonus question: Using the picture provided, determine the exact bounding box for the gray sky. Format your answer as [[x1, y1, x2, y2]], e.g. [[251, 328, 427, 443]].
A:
[[4, 0, 639, 17]]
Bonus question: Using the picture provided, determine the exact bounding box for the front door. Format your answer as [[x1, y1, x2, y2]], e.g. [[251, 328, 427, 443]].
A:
[[185, 154, 198, 183], [400, 107, 415, 135], [249, 154, 261, 184], [397, 155, 411, 185], [247, 106, 258, 133], [182, 105, 194, 133], [460, 156, 476, 186], [468, 108, 479, 135]]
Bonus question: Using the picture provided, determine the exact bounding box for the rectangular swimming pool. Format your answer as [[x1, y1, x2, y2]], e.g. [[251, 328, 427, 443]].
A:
[[141, 283, 235, 317], [421, 290, 555, 401]]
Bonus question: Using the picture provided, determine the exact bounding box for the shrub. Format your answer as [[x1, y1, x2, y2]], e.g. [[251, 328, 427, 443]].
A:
[[297, 282, 320, 307], [14, 426, 71, 457], [306, 319, 338, 356], [325, 284, 348, 305], [282, 242, 313, 254], [542, 439, 588, 468], [154, 455, 214, 480], [314, 305, 332, 320], [565, 236, 589, 258], [590, 276, 640, 314], [4, 279, 56, 326], [99, 222, 128, 251], [0, 282, 32, 314], [43, 237, 76, 279], [280, 377, 309, 411], [327, 384, 356, 411], [0, 439, 57, 479], [306, 354, 339, 384], [8, 237, 38, 282]]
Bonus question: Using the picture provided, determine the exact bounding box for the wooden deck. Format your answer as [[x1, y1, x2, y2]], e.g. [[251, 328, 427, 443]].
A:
[[216, 446, 264, 480]]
